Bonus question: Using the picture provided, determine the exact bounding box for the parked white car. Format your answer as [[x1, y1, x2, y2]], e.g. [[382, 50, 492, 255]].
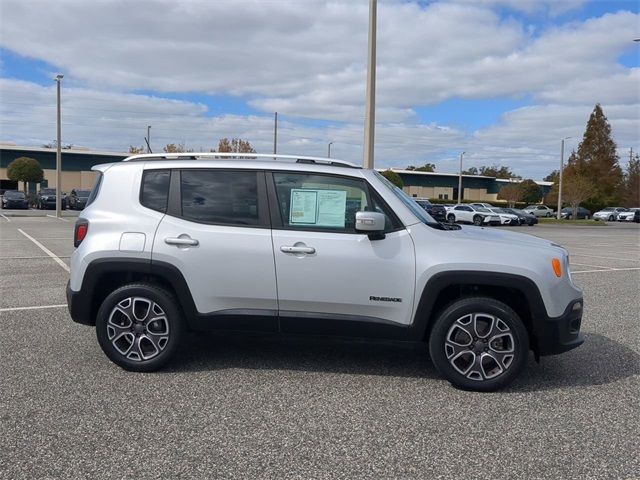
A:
[[617, 208, 639, 222], [470, 203, 495, 209], [523, 205, 554, 217], [593, 207, 627, 221], [487, 208, 520, 226], [446, 204, 501, 226]]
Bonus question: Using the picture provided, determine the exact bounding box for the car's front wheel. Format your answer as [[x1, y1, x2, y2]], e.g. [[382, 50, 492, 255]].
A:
[[472, 215, 483, 226], [96, 283, 184, 372], [429, 297, 529, 392], [608, 215, 614, 221], [447, 213, 456, 224]]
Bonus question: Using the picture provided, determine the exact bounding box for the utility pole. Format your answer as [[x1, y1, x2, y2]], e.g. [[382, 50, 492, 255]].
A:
[[54, 74, 63, 219], [457, 151, 465, 204], [557, 137, 572, 219], [363, 0, 377, 169], [146, 126, 151, 153], [273, 112, 278, 155], [630, 147, 634, 164], [327, 142, 333, 158]]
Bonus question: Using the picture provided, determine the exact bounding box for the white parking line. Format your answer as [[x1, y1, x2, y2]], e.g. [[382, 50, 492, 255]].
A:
[[569, 252, 639, 262], [0, 304, 67, 313], [0, 255, 71, 260], [570, 262, 613, 270], [17, 228, 70, 272], [571, 267, 640, 274], [46, 214, 69, 222], [0, 213, 11, 222]]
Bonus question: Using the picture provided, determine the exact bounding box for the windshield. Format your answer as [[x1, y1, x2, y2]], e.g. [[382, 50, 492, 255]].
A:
[[601, 207, 614, 211], [373, 171, 435, 224], [475, 207, 491, 213], [76, 190, 91, 197], [41, 189, 56, 195], [5, 191, 24, 199]]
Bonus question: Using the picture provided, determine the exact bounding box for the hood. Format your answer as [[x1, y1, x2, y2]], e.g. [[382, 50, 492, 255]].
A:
[[445, 224, 558, 250]]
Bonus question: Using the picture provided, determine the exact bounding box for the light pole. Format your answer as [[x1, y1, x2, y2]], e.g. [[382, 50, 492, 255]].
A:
[[556, 136, 572, 219], [146, 126, 151, 153], [54, 74, 63, 218], [327, 142, 333, 158], [457, 151, 465, 204], [273, 112, 278, 155], [363, 0, 377, 169]]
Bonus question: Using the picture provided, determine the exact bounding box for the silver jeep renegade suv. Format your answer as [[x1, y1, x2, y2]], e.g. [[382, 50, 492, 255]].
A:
[[67, 153, 584, 391]]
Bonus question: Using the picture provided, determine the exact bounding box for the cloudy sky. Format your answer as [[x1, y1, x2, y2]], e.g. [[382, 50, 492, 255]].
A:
[[0, 0, 638, 179]]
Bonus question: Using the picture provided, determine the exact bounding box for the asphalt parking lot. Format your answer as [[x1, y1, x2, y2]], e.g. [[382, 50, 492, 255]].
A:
[[1, 213, 639, 479]]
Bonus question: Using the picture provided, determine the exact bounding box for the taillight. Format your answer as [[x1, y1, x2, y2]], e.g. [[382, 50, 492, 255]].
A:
[[74, 220, 89, 247]]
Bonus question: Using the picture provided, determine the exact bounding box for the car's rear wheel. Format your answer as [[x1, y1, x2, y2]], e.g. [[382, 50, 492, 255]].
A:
[[429, 297, 529, 392], [472, 215, 483, 226], [566, 214, 572, 220], [96, 283, 184, 372], [447, 213, 456, 224], [608, 215, 614, 221]]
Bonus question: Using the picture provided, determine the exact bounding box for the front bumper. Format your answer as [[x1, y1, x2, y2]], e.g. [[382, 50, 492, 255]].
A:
[[534, 298, 584, 356]]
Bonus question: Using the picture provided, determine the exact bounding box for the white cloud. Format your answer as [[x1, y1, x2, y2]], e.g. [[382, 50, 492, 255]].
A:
[[0, 1, 638, 178]]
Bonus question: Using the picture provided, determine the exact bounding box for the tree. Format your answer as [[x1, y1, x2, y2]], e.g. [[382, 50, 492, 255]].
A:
[[573, 104, 623, 207], [381, 169, 403, 188], [163, 143, 192, 153], [563, 171, 595, 219], [622, 154, 640, 207], [478, 165, 520, 179], [128, 145, 145, 154], [543, 170, 559, 183], [215, 138, 256, 154], [406, 163, 436, 172], [7, 157, 44, 193], [497, 183, 522, 207], [462, 167, 478, 175], [519, 179, 542, 204]]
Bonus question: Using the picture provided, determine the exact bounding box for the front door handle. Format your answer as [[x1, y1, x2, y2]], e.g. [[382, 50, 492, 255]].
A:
[[165, 236, 199, 247], [280, 245, 315, 254]]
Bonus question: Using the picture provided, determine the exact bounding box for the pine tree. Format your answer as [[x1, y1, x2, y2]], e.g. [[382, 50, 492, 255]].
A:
[[574, 104, 623, 207], [623, 154, 640, 207]]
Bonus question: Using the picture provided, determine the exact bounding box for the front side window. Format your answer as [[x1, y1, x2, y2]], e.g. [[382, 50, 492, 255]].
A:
[[273, 172, 399, 233], [180, 170, 259, 226]]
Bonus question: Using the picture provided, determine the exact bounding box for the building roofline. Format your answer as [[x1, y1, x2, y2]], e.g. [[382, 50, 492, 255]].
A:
[[0, 144, 129, 157], [381, 168, 495, 179]]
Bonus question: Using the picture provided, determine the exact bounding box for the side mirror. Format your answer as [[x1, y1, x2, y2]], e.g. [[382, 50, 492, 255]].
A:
[[355, 211, 386, 239]]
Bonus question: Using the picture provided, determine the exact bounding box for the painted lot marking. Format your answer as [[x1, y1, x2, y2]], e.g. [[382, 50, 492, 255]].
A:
[[0, 304, 67, 313], [0, 213, 11, 222], [571, 267, 640, 274], [569, 252, 640, 262], [46, 214, 69, 222], [17, 228, 70, 272], [0, 255, 71, 260]]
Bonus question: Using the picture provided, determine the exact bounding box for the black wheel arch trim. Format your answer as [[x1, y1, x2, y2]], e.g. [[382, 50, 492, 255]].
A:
[[408, 270, 549, 341]]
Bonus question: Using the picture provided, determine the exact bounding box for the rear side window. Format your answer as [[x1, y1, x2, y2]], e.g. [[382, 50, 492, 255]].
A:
[[180, 170, 259, 226], [141, 170, 170, 213], [85, 172, 103, 207]]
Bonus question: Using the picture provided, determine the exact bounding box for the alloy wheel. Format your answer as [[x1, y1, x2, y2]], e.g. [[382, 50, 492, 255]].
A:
[[444, 313, 515, 381], [106, 297, 170, 361]]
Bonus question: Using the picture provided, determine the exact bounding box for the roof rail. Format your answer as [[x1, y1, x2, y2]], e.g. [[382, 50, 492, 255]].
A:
[[122, 152, 359, 168]]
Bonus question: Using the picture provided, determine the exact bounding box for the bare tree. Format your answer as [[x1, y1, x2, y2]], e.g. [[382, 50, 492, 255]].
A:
[[563, 172, 595, 219], [497, 183, 522, 207]]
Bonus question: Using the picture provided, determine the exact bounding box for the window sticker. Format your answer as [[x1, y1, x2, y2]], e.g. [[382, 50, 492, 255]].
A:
[[316, 190, 347, 227], [290, 190, 318, 224], [289, 189, 347, 227]]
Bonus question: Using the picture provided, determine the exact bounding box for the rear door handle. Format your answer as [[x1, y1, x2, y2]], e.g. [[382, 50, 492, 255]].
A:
[[165, 236, 199, 247], [280, 245, 315, 254]]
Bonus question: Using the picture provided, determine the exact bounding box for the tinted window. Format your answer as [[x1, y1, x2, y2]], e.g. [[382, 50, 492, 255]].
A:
[[86, 173, 102, 207], [76, 190, 91, 197], [5, 191, 24, 199], [141, 170, 170, 213], [180, 170, 259, 225]]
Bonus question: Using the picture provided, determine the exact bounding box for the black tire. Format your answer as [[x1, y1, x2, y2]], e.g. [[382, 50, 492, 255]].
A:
[[447, 213, 455, 224], [566, 214, 572, 220], [472, 215, 483, 226], [96, 283, 184, 372], [428, 297, 529, 392], [608, 215, 614, 221]]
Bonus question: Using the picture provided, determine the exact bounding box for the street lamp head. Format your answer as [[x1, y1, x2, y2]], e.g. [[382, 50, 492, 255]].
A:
[[54, 74, 64, 81]]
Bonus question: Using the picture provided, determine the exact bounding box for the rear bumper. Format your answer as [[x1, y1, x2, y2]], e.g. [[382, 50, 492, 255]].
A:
[[535, 299, 584, 356], [66, 280, 93, 326]]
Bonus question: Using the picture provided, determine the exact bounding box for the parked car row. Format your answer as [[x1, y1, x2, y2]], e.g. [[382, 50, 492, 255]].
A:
[[0, 188, 92, 210], [427, 204, 539, 227], [614, 207, 640, 223]]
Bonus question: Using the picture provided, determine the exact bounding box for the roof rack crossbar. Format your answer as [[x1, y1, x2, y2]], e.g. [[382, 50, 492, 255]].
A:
[[122, 152, 359, 168]]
